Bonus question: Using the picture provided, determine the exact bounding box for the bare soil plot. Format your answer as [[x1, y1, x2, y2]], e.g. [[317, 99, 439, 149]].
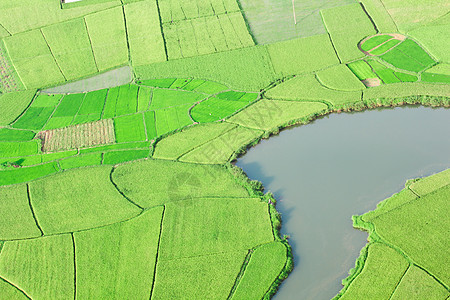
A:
[[37, 119, 115, 152]]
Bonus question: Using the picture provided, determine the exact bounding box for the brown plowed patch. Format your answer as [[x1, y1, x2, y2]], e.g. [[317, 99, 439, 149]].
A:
[[36, 119, 115, 152], [362, 78, 381, 87]]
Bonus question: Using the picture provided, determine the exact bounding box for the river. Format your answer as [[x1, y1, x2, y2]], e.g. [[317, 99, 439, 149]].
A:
[[236, 106, 450, 300]]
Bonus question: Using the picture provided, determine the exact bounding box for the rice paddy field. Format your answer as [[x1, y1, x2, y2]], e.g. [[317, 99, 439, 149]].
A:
[[0, 0, 448, 299]]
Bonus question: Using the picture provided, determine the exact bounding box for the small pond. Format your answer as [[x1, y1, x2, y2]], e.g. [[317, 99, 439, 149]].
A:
[[236, 106, 450, 300]]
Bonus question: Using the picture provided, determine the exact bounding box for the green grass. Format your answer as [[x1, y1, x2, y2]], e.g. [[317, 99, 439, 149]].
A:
[[228, 100, 328, 131], [115, 84, 139, 116], [114, 113, 147, 143], [232, 242, 287, 300], [43, 116, 73, 130], [360, 35, 392, 51], [124, 1, 166, 66], [192, 81, 229, 94], [150, 89, 205, 110], [408, 169, 450, 196], [179, 126, 263, 164], [362, 82, 450, 100], [52, 94, 85, 118], [347, 60, 377, 80], [154, 122, 236, 160], [59, 153, 103, 170], [421, 73, 450, 83], [370, 39, 401, 55], [138, 78, 176, 88], [395, 39, 435, 67], [409, 23, 450, 63], [103, 149, 149, 165], [77, 89, 107, 117], [163, 12, 254, 59], [0, 140, 40, 158], [0, 162, 60, 186], [425, 63, 450, 76], [267, 34, 339, 77], [394, 72, 418, 82], [0, 278, 29, 300], [31, 93, 63, 107], [266, 75, 362, 107], [154, 104, 193, 136], [0, 184, 42, 240], [321, 3, 376, 62], [137, 86, 152, 112], [362, 189, 417, 222], [0, 90, 36, 126], [152, 251, 247, 299], [377, 0, 448, 32], [339, 243, 409, 299], [135, 46, 277, 91], [377, 69, 401, 84], [390, 266, 449, 300], [143, 111, 157, 140], [79, 141, 150, 154], [317, 64, 365, 91], [380, 48, 427, 73], [190, 93, 257, 123], [0, 0, 119, 34], [3, 30, 65, 88], [0, 235, 74, 299], [367, 59, 387, 72], [159, 197, 273, 260], [41, 18, 98, 81], [111, 159, 250, 207], [29, 166, 141, 234], [0, 129, 35, 142], [371, 185, 450, 286], [84, 7, 128, 71], [74, 207, 163, 299]]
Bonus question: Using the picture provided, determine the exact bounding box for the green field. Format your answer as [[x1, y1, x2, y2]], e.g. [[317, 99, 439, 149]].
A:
[[0, 0, 449, 299]]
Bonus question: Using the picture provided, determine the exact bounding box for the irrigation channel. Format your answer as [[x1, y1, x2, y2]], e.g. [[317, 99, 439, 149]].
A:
[[236, 106, 450, 300]]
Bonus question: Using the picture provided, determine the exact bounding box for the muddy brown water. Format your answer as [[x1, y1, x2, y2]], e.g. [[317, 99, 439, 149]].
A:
[[236, 106, 450, 300]]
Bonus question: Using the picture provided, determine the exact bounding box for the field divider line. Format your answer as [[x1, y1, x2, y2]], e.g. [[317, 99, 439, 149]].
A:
[[40, 29, 67, 81], [387, 264, 410, 300], [149, 205, 165, 300], [0, 276, 32, 300], [142, 112, 149, 141], [8, 90, 39, 127], [109, 167, 145, 210], [121, 5, 133, 64], [154, 0, 169, 61], [376, 0, 399, 32], [26, 184, 44, 236], [174, 124, 238, 160], [226, 249, 253, 299], [0, 23, 12, 36], [83, 17, 100, 73], [99, 88, 110, 119], [1, 209, 148, 243], [71, 233, 77, 300], [359, 2, 378, 33]]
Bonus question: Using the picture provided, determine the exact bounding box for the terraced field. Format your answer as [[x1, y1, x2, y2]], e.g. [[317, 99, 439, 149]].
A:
[[0, 0, 448, 299]]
